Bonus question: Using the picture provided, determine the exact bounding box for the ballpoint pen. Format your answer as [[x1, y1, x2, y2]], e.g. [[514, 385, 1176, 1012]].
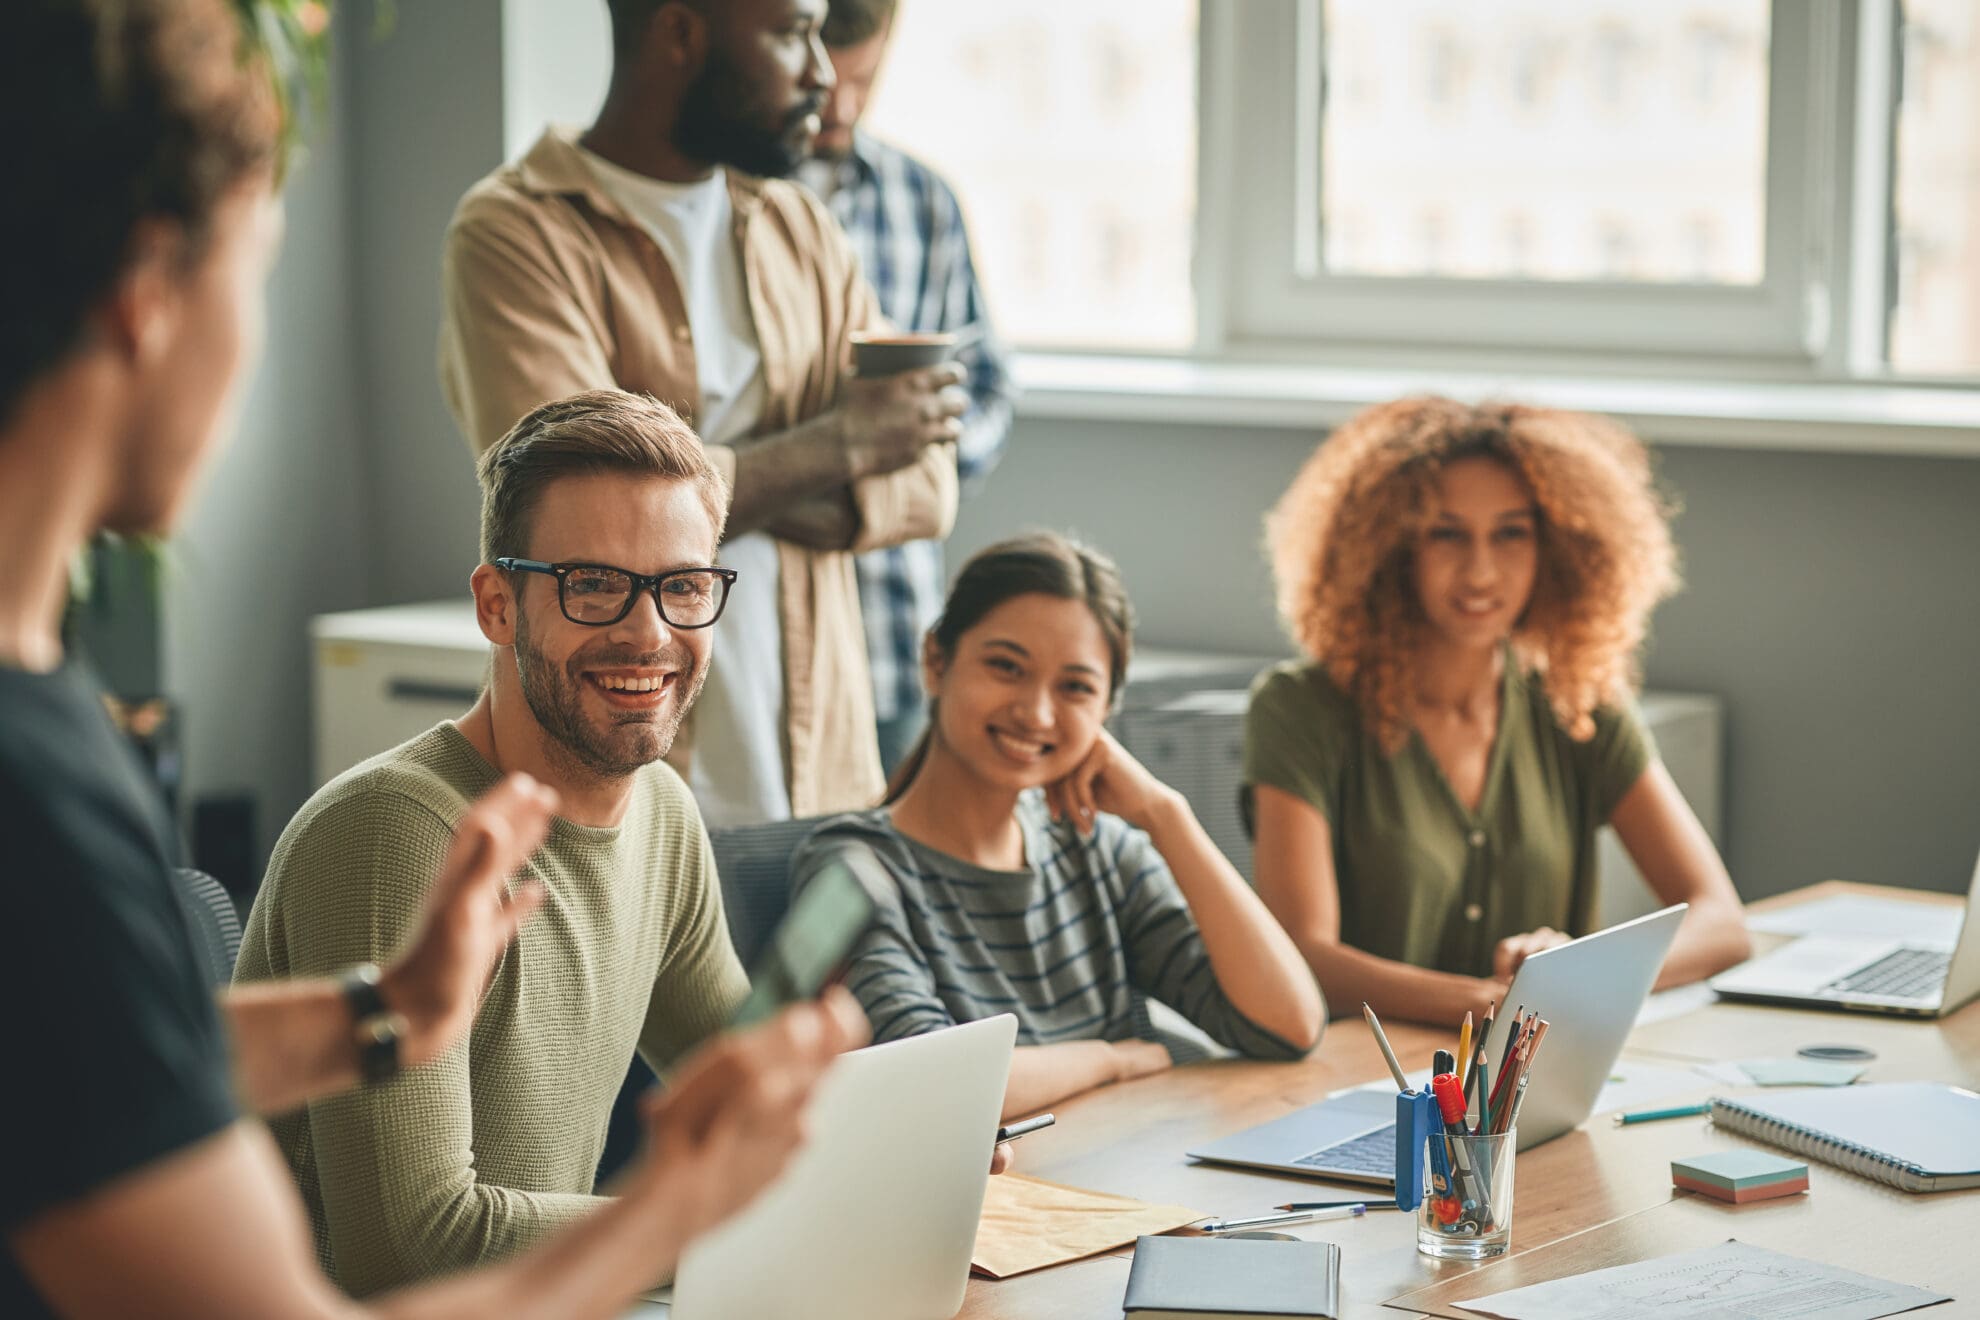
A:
[[1363, 1002, 1410, 1091], [1614, 1101, 1713, 1126], [1274, 1199, 1401, 1212], [1201, 1205, 1367, 1234]]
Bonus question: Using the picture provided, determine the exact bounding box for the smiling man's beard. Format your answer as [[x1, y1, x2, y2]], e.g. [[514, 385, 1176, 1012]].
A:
[[674, 45, 824, 179], [512, 611, 706, 781]]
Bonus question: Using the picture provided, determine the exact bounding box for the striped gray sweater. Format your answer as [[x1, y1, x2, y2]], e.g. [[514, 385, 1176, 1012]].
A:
[[790, 794, 1304, 1062]]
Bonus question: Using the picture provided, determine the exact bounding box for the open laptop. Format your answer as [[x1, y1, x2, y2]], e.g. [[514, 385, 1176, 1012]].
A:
[[1187, 905, 1686, 1183], [1709, 850, 1980, 1018], [667, 1014, 1016, 1320]]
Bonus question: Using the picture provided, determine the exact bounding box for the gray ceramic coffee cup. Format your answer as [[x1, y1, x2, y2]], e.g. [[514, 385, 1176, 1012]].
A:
[[851, 331, 957, 376]]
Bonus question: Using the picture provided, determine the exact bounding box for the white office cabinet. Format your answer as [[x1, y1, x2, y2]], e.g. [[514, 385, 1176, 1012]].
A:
[[312, 601, 489, 787], [1112, 690, 1257, 877]]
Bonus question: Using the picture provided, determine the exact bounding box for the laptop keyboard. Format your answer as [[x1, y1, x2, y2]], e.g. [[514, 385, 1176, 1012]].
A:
[[1292, 1123, 1396, 1175], [1828, 946, 1949, 1000]]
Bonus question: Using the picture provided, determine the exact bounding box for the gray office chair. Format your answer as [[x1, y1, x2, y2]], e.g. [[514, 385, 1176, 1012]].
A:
[[169, 867, 243, 987], [709, 814, 836, 966], [596, 813, 836, 1186]]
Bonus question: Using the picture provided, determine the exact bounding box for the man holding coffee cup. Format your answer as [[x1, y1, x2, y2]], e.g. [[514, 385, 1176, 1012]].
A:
[[803, 0, 1016, 775], [439, 0, 966, 824]]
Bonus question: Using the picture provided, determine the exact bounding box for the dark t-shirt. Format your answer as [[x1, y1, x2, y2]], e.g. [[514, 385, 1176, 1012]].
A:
[[0, 660, 237, 1316]]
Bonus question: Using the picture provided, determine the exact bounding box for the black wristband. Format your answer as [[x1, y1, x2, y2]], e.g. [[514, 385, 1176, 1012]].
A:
[[340, 963, 404, 1085]]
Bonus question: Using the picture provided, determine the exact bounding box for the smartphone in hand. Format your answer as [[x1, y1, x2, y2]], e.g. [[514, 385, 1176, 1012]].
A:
[[729, 853, 880, 1028]]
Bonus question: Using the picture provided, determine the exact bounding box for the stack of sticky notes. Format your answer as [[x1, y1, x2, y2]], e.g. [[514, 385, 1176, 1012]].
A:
[[1671, 1150, 1809, 1203]]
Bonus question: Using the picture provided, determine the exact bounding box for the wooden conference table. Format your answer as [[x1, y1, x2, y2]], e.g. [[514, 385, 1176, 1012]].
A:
[[952, 882, 1979, 1319]]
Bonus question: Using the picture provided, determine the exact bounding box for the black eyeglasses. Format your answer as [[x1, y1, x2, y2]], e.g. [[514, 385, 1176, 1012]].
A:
[[494, 558, 738, 629]]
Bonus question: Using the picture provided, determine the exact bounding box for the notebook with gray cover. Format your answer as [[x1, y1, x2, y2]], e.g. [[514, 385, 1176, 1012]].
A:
[[1187, 905, 1686, 1182], [1709, 848, 1980, 1018], [1710, 1082, 1980, 1193], [1123, 1234, 1341, 1319]]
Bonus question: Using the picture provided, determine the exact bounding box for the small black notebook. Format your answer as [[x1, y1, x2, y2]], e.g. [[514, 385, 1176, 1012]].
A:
[[1122, 1235, 1342, 1319]]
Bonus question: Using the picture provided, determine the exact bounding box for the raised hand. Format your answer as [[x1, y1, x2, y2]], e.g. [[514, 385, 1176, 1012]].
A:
[[1044, 727, 1179, 837], [621, 988, 870, 1245], [380, 772, 558, 1066]]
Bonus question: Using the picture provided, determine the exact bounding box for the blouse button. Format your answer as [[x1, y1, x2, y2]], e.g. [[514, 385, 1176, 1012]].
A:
[[1465, 903, 1484, 922], [1467, 829, 1486, 847], [673, 323, 693, 342]]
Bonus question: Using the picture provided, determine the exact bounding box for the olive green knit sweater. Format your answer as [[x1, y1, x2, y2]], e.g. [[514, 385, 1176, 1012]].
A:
[[235, 723, 747, 1296]]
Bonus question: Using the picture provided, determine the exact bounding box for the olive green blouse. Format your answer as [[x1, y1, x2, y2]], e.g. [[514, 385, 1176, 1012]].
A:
[[1242, 659, 1653, 979]]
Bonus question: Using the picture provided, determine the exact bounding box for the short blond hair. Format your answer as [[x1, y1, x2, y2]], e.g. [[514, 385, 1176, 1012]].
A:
[[477, 390, 728, 564]]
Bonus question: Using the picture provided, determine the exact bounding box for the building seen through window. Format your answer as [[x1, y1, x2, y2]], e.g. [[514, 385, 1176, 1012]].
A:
[[866, 0, 1978, 375]]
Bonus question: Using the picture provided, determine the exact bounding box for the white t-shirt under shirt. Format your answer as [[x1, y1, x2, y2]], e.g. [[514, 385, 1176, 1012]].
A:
[[579, 147, 790, 827]]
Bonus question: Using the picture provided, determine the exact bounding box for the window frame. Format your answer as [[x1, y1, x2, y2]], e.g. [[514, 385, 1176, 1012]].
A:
[[1196, 0, 1890, 376]]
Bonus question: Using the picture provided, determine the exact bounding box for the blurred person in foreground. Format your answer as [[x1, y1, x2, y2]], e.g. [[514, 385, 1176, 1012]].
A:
[[1244, 397, 1750, 1027], [0, 4, 861, 1318], [800, 0, 1017, 774], [439, 0, 966, 827]]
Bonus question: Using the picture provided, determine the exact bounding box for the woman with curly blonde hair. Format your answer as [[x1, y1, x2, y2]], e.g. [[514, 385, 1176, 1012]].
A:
[[1245, 397, 1749, 1026]]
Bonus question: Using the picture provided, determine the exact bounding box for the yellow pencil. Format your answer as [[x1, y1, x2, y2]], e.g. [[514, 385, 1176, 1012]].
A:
[[1456, 1012, 1473, 1084]]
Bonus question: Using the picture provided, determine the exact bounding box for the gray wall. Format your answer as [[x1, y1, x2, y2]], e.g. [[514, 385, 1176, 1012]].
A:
[[950, 418, 1980, 900], [163, 23, 370, 866], [348, 0, 507, 608]]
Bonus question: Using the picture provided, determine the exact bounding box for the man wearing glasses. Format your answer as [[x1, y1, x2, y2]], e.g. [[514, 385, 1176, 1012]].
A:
[[235, 391, 755, 1295]]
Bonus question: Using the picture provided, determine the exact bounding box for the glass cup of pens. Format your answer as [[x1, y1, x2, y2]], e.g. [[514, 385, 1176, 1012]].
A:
[[1410, 1005, 1548, 1260], [1418, 1127, 1516, 1259]]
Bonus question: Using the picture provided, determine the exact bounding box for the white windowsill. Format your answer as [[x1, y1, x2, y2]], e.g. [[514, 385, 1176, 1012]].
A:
[[1010, 354, 1980, 459]]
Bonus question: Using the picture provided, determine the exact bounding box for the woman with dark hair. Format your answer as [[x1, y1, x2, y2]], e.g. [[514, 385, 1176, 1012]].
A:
[[0, 3, 859, 1317], [791, 532, 1324, 1120], [1247, 396, 1750, 1028]]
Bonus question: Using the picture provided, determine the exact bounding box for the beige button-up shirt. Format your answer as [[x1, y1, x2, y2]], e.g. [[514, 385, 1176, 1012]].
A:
[[439, 127, 956, 816]]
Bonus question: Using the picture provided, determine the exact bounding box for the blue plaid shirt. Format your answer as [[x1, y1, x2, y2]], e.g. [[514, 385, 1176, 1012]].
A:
[[803, 132, 1015, 722]]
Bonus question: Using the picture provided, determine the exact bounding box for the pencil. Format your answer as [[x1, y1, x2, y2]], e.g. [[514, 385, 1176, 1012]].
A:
[[1467, 1001, 1495, 1094], [1456, 1012, 1473, 1085], [1363, 1003, 1411, 1091]]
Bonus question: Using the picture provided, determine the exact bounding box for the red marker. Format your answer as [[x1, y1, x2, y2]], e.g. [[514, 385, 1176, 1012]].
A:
[[1431, 1072, 1469, 1130], [1430, 1071, 1479, 1216]]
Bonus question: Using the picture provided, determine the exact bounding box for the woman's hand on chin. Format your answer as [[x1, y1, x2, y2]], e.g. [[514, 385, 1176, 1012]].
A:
[[1044, 729, 1181, 836]]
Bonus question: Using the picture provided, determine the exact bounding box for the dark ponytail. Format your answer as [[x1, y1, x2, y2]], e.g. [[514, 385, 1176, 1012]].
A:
[[881, 532, 1135, 805]]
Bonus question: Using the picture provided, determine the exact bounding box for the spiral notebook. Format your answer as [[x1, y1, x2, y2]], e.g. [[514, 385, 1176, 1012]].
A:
[[1710, 1082, 1980, 1193]]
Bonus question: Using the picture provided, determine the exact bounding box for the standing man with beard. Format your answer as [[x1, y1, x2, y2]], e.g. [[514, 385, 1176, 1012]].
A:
[[235, 392, 756, 1294], [439, 0, 966, 829]]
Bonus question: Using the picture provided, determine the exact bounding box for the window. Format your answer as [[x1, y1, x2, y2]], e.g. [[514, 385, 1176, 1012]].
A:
[[857, 0, 1977, 381], [1888, 0, 1980, 375], [1314, 3, 1767, 286], [1216, 0, 1828, 361], [860, 0, 1197, 352]]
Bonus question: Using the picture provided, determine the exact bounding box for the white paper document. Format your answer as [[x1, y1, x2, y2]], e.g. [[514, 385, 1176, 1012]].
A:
[[1590, 1059, 1713, 1116], [1748, 896, 1960, 946], [1635, 981, 1718, 1026], [1456, 1239, 1950, 1320]]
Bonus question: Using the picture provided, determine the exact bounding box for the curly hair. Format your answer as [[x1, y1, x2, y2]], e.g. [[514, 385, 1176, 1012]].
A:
[[1266, 396, 1679, 752]]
